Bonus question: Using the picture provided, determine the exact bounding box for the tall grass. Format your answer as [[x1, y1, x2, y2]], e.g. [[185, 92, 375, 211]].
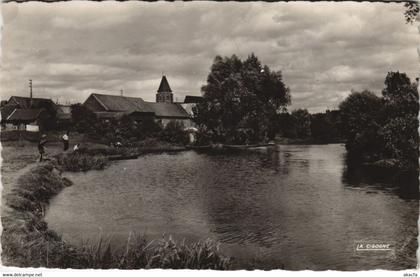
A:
[[1, 163, 231, 269], [76, 235, 230, 269], [56, 152, 108, 172]]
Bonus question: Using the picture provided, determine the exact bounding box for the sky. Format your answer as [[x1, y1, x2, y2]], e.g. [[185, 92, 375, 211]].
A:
[[1, 1, 419, 112]]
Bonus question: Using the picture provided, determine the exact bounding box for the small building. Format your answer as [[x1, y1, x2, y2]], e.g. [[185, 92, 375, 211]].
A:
[[1, 96, 57, 131], [5, 108, 47, 132]]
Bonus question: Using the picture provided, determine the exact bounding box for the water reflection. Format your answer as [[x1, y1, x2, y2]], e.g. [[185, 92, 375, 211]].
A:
[[45, 144, 419, 270], [342, 157, 419, 200]]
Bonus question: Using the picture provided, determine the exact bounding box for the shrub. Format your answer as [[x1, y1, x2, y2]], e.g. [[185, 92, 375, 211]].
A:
[[57, 152, 108, 172], [161, 121, 189, 145]]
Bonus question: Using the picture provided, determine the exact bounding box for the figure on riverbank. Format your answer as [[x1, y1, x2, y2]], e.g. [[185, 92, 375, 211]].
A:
[[38, 134, 48, 162], [73, 143, 80, 152], [62, 131, 69, 151]]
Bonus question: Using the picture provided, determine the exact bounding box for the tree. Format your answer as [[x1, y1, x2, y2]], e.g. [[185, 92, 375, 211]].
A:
[[291, 109, 311, 139], [70, 103, 98, 133], [276, 112, 297, 138], [193, 54, 291, 144], [310, 113, 332, 141], [382, 71, 419, 117], [339, 71, 419, 169], [379, 72, 419, 167], [404, 2, 419, 24], [379, 115, 419, 168], [339, 90, 385, 159]]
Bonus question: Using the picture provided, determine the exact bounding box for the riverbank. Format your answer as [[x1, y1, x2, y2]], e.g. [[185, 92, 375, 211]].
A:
[[1, 145, 230, 269], [275, 136, 345, 145]]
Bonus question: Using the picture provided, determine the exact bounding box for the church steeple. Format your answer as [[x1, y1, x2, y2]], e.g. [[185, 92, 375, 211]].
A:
[[156, 75, 173, 103]]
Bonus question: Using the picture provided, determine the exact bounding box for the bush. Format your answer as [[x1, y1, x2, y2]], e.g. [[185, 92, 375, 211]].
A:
[[57, 152, 108, 172], [161, 121, 189, 145]]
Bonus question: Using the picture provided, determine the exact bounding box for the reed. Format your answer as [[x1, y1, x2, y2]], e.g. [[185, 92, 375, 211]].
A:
[[57, 152, 109, 172]]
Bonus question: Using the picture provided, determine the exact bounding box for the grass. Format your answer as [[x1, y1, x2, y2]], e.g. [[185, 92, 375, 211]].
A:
[[76, 235, 230, 269], [56, 152, 109, 172], [1, 162, 231, 269]]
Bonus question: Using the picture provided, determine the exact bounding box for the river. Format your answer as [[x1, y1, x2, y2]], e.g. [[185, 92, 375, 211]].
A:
[[45, 144, 418, 270]]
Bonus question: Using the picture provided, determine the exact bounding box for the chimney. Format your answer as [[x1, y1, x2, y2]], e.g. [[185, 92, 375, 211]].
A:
[[29, 79, 33, 108]]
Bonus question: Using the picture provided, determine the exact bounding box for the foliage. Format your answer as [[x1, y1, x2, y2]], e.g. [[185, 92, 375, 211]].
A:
[[193, 54, 290, 144], [382, 71, 419, 117], [404, 2, 419, 24], [291, 109, 312, 139], [276, 109, 343, 142], [57, 152, 109, 172], [71, 104, 98, 134], [379, 115, 419, 168], [161, 121, 189, 145], [339, 72, 419, 169], [310, 111, 342, 141], [70, 105, 188, 146], [339, 90, 385, 159]]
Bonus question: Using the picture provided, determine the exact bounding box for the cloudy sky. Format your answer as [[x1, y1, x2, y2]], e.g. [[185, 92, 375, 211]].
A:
[[1, 1, 419, 112]]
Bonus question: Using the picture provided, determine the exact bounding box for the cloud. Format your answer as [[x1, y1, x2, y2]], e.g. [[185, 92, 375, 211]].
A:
[[1, 2, 418, 112]]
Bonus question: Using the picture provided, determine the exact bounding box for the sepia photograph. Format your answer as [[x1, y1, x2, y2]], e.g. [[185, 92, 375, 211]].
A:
[[0, 0, 419, 274]]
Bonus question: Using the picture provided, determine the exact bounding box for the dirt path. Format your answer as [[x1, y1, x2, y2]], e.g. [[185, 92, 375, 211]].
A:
[[1, 142, 64, 201]]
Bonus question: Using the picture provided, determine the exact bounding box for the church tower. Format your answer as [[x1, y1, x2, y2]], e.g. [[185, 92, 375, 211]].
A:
[[156, 75, 173, 103]]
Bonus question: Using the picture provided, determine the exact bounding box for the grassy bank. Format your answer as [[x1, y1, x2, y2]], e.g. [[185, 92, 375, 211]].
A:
[[1, 160, 230, 269], [56, 152, 109, 172]]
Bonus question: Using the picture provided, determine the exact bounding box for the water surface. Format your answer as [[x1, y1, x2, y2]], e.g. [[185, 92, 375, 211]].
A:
[[45, 144, 418, 270]]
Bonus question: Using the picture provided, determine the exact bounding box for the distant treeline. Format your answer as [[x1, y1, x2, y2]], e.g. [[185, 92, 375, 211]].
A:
[[275, 109, 343, 143]]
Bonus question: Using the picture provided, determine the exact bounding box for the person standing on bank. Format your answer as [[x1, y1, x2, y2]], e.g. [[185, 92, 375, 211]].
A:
[[62, 131, 69, 151], [38, 134, 48, 162]]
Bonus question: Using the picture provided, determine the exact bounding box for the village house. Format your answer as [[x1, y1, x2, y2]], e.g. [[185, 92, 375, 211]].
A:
[[83, 76, 195, 127], [0, 96, 60, 131]]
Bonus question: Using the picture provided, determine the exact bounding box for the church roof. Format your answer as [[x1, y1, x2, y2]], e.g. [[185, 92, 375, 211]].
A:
[[84, 93, 190, 119], [89, 93, 153, 113], [147, 103, 190, 119], [157, 75, 172, 93]]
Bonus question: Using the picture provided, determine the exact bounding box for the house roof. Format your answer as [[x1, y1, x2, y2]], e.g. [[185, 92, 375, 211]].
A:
[[8, 96, 55, 109], [157, 76, 172, 93], [89, 93, 153, 113], [147, 103, 190, 119], [7, 109, 43, 122], [184, 95, 204, 103], [1, 105, 18, 120], [95, 112, 127, 119]]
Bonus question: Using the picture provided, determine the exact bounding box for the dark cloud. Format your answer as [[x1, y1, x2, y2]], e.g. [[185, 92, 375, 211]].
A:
[[1, 2, 418, 112]]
